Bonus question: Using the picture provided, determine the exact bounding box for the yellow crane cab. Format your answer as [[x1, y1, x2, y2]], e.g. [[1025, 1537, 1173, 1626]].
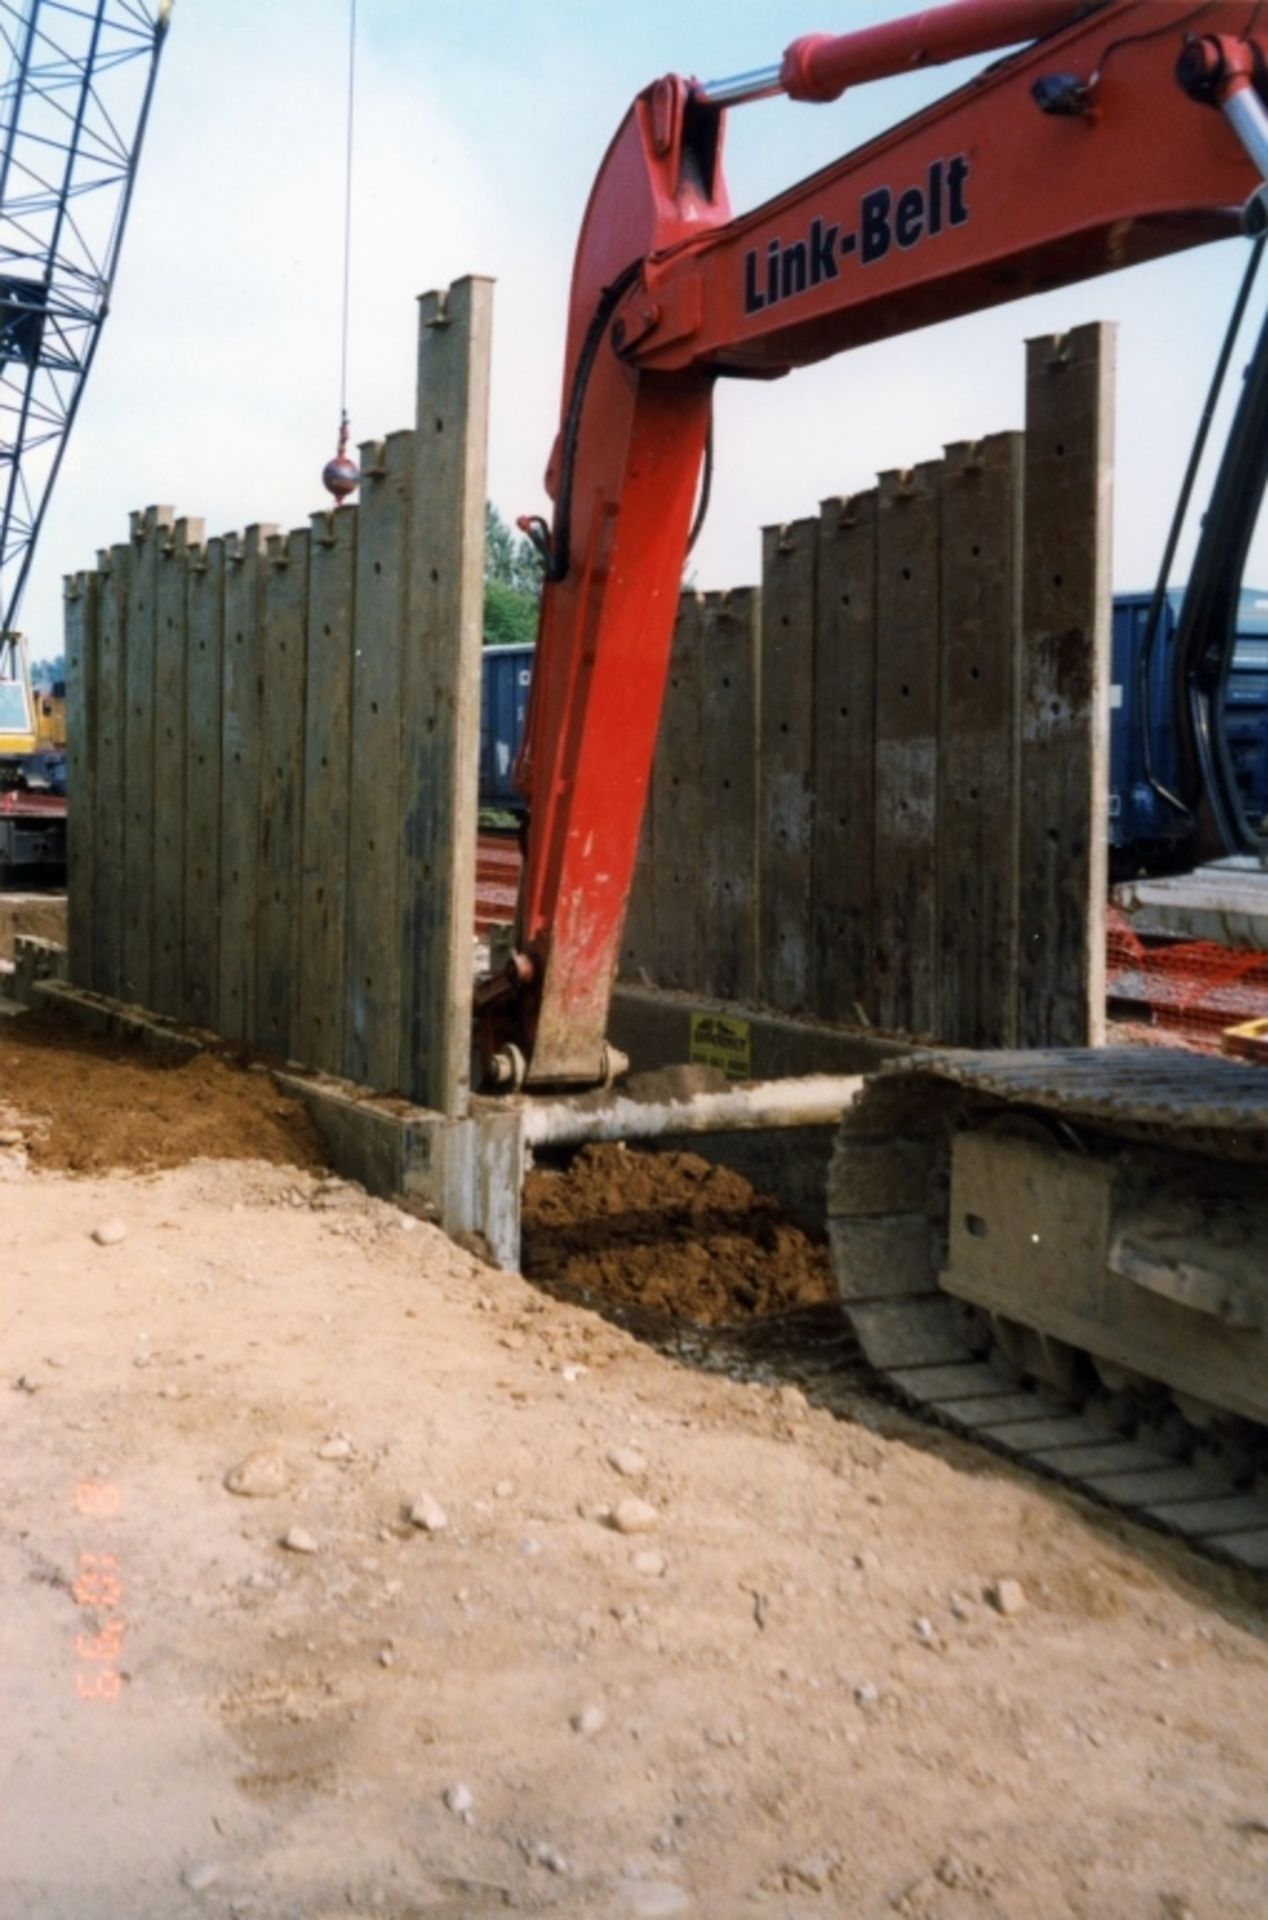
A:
[[0, 633, 37, 764]]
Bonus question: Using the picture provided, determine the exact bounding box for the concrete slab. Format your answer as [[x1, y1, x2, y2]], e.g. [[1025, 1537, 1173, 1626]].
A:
[[1113, 863, 1268, 950], [0, 893, 66, 961]]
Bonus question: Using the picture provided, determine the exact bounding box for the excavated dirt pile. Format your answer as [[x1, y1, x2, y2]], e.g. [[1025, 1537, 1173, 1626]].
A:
[[0, 1010, 323, 1174], [522, 1141, 833, 1325]]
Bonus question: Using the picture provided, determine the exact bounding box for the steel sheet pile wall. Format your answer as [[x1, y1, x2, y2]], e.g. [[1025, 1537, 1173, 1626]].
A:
[[62, 276, 492, 1114], [623, 324, 1113, 1048]]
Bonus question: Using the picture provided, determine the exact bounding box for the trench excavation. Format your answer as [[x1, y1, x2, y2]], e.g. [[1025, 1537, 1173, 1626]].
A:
[[521, 1142, 834, 1327], [519, 1141, 877, 1402]]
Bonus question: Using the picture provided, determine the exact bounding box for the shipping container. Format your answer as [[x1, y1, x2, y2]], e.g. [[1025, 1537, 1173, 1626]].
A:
[[480, 643, 534, 815]]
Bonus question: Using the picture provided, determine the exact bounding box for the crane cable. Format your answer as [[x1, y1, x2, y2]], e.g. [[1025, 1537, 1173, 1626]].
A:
[[339, 0, 356, 432], [323, 0, 361, 503]]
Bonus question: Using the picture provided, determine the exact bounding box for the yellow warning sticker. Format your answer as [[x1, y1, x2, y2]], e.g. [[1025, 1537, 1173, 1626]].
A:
[[689, 1011, 751, 1080]]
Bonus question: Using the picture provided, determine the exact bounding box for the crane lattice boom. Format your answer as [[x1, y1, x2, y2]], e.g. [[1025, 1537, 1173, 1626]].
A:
[[0, 0, 170, 634]]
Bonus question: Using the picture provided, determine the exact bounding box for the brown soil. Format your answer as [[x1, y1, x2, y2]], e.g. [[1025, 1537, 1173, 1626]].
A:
[[0, 1008, 323, 1174], [522, 1142, 832, 1325]]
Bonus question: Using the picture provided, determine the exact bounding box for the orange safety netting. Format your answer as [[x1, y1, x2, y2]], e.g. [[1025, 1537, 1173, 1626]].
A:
[[1106, 905, 1268, 1051]]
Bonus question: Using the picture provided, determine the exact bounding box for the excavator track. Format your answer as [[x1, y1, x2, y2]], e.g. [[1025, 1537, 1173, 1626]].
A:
[[829, 1048, 1268, 1575]]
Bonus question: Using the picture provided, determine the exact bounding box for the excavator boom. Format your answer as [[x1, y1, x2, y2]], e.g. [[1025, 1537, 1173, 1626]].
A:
[[491, 0, 1268, 1092]]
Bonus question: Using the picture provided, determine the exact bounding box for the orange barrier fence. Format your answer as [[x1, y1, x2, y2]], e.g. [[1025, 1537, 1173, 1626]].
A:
[[1107, 906, 1268, 1051]]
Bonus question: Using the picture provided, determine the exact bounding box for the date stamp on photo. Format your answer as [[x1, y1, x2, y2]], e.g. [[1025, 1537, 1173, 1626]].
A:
[[72, 1479, 127, 1702]]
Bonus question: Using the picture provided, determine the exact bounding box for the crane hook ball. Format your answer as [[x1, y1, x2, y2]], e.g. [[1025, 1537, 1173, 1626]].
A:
[[323, 452, 360, 504]]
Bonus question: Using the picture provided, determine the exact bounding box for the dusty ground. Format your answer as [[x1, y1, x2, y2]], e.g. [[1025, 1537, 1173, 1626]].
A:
[[4, 1014, 1268, 1920]]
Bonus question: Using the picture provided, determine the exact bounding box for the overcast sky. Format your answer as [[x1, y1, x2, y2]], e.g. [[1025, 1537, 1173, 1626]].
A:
[[21, 0, 1268, 660]]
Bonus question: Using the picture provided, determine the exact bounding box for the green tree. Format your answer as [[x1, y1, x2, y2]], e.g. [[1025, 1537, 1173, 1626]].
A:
[[30, 651, 65, 687], [484, 578, 539, 648], [484, 501, 542, 646]]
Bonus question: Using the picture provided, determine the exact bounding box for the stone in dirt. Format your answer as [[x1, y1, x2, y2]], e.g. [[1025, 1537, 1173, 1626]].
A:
[[317, 1435, 353, 1460], [789, 1853, 837, 1892], [409, 1493, 448, 1532], [91, 1218, 128, 1247], [443, 1783, 474, 1816], [312, 1180, 362, 1212], [571, 1702, 607, 1734], [608, 1446, 648, 1478], [281, 1525, 319, 1554], [986, 1577, 1027, 1617], [224, 1447, 289, 1498], [182, 1862, 220, 1892], [632, 1548, 667, 1578], [610, 1496, 658, 1535]]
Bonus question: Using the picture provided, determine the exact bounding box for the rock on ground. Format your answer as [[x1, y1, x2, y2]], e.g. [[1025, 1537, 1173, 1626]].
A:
[[224, 1448, 290, 1498]]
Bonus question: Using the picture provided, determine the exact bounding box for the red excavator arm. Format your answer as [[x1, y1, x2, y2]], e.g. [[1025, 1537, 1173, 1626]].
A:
[[480, 0, 1268, 1090]]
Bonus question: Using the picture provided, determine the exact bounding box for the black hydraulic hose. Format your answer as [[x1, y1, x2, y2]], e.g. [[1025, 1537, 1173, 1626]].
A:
[[1177, 299, 1268, 853], [543, 259, 644, 584], [686, 417, 714, 557], [1136, 235, 1265, 821], [536, 264, 715, 582]]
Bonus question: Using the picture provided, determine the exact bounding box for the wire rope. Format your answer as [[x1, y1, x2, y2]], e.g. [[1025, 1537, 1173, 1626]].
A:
[[338, 0, 356, 429], [323, 0, 359, 500]]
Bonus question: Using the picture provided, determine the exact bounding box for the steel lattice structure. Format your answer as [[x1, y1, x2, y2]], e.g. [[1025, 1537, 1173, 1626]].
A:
[[0, 0, 169, 634]]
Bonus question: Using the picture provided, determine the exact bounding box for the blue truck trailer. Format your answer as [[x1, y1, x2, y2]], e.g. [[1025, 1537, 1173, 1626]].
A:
[[1110, 586, 1268, 870], [480, 644, 535, 816]]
